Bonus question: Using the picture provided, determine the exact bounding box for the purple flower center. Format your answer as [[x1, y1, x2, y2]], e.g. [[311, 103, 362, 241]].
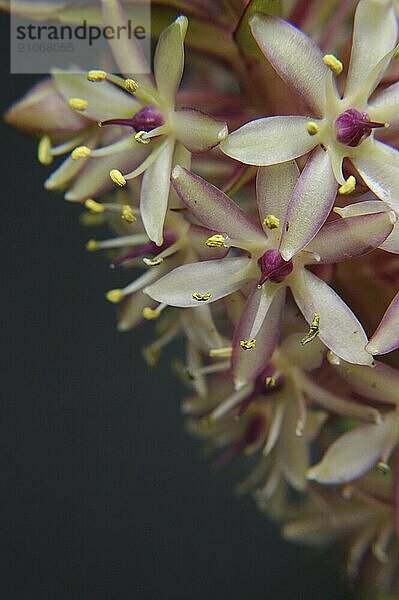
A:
[[100, 105, 164, 133], [257, 249, 293, 285], [335, 108, 385, 147]]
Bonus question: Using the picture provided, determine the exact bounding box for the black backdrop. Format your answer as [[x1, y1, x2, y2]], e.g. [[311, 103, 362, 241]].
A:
[[1, 10, 353, 600]]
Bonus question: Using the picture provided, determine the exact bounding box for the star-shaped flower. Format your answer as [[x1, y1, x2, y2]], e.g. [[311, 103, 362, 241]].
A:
[[220, 0, 399, 207], [145, 158, 395, 386]]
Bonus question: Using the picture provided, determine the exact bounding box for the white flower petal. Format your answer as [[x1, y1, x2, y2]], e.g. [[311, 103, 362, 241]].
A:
[[256, 161, 299, 243], [250, 13, 329, 115], [367, 289, 399, 355], [279, 398, 309, 491], [52, 69, 138, 121], [140, 139, 174, 246], [291, 269, 373, 365], [220, 116, 319, 166], [154, 15, 188, 106], [232, 285, 285, 389], [144, 256, 253, 308], [173, 108, 228, 153], [369, 81, 399, 125], [353, 139, 399, 207], [307, 412, 399, 484], [279, 147, 337, 260], [344, 0, 398, 101]]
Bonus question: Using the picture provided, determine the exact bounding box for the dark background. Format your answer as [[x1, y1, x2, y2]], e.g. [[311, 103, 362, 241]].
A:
[[1, 10, 353, 600]]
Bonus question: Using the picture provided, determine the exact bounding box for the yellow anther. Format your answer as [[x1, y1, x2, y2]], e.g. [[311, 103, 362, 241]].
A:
[[37, 135, 53, 166], [142, 307, 161, 320], [200, 414, 215, 429], [68, 97, 88, 111], [338, 175, 356, 195], [84, 199, 105, 214], [323, 54, 343, 75], [124, 78, 139, 93], [86, 239, 100, 252], [192, 291, 212, 302], [240, 339, 256, 350], [205, 234, 226, 248], [306, 121, 319, 136], [377, 461, 391, 474], [110, 169, 127, 187], [106, 288, 124, 304], [300, 313, 320, 346], [143, 256, 164, 266], [134, 131, 151, 145], [71, 146, 91, 160], [121, 204, 136, 223], [209, 347, 232, 358], [263, 214, 280, 230], [87, 69, 107, 81], [265, 376, 277, 389], [393, 45, 399, 59]]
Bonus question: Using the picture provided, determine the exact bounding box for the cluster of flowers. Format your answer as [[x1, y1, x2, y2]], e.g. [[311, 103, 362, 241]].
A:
[[6, 0, 399, 596]]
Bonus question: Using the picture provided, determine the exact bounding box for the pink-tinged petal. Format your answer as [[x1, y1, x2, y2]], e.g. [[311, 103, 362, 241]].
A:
[[332, 359, 399, 406], [171, 166, 265, 243], [101, 0, 152, 81], [307, 211, 395, 263], [256, 162, 299, 242], [64, 138, 149, 201], [352, 139, 399, 207], [307, 413, 399, 485], [249, 13, 329, 115], [4, 78, 89, 140], [140, 139, 175, 246], [232, 285, 285, 389], [291, 269, 373, 365], [300, 372, 381, 423], [344, 0, 398, 101], [173, 108, 228, 153], [52, 69, 138, 122], [335, 200, 399, 254], [144, 256, 253, 308], [369, 81, 399, 125], [279, 147, 337, 261], [367, 290, 399, 355], [220, 116, 319, 166], [154, 15, 187, 106]]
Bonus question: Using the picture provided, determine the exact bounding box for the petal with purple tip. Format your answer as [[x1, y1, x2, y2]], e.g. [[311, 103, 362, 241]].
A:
[[140, 138, 175, 246], [279, 147, 337, 261], [249, 13, 329, 115], [173, 108, 228, 153], [144, 256, 253, 308], [367, 290, 399, 355], [333, 359, 399, 406], [291, 269, 373, 365], [232, 284, 285, 389], [171, 166, 265, 244], [307, 211, 395, 263], [154, 15, 187, 106], [307, 412, 399, 485], [220, 116, 319, 166], [344, 0, 398, 101]]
